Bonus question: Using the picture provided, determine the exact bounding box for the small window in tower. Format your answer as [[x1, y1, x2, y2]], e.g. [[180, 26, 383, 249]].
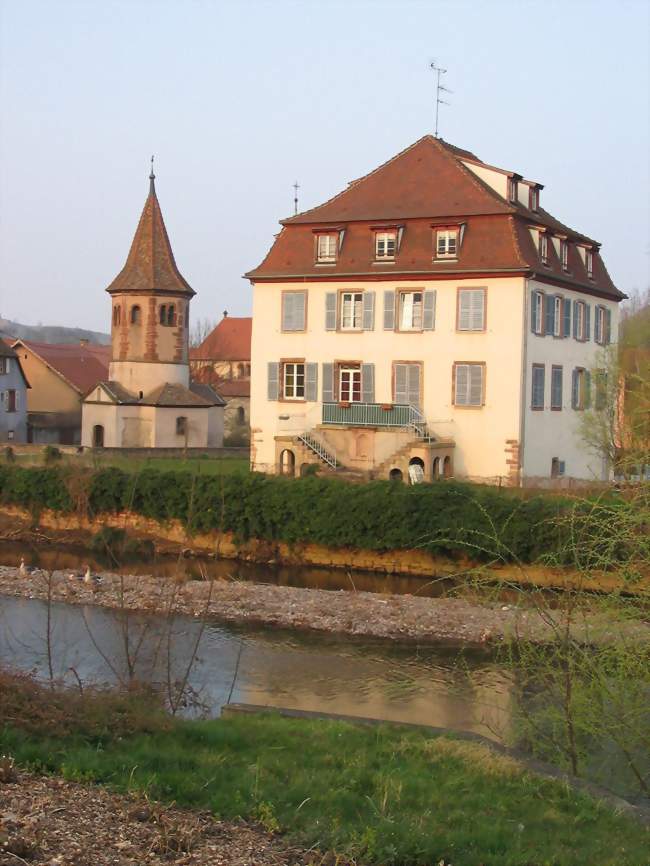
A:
[[159, 304, 167, 325], [185, 307, 190, 328], [167, 305, 176, 326], [130, 305, 141, 325], [113, 306, 121, 326]]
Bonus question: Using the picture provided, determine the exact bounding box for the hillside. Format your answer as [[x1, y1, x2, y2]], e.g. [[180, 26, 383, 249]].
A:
[[0, 317, 110, 345]]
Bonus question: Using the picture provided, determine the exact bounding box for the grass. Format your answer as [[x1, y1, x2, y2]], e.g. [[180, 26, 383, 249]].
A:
[[5, 450, 250, 476], [1, 683, 648, 866]]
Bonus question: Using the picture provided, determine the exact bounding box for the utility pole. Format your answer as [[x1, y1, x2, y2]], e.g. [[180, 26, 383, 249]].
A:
[[430, 61, 452, 138]]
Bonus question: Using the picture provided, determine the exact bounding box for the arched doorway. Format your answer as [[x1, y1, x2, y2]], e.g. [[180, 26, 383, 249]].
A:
[[432, 457, 440, 480], [92, 425, 104, 448], [408, 457, 425, 485], [443, 455, 452, 478], [389, 467, 403, 482], [280, 449, 295, 476]]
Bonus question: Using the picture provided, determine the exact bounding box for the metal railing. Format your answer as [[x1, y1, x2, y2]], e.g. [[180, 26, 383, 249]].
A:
[[297, 432, 337, 469], [322, 402, 412, 428]]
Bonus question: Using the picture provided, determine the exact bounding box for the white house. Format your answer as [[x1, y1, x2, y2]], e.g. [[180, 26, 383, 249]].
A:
[[246, 136, 623, 484]]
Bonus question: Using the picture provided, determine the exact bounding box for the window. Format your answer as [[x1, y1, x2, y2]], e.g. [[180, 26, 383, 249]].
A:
[[508, 178, 518, 202], [282, 362, 305, 400], [6, 390, 16, 413], [551, 457, 566, 478], [531, 290, 545, 335], [531, 365, 545, 409], [236, 406, 246, 424], [341, 292, 363, 330], [595, 305, 610, 345], [398, 291, 423, 330], [339, 365, 362, 402], [113, 305, 121, 326], [539, 233, 548, 264], [159, 304, 166, 325], [375, 231, 396, 260], [393, 362, 422, 409], [553, 296, 563, 337], [457, 288, 486, 331], [316, 233, 337, 263], [176, 416, 187, 436], [454, 363, 484, 407], [586, 249, 594, 278], [0, 358, 8, 375], [571, 367, 589, 410], [281, 291, 306, 331], [160, 304, 176, 326], [130, 305, 141, 325], [529, 187, 539, 211], [436, 229, 458, 258], [574, 300, 588, 341], [560, 240, 569, 271], [551, 366, 563, 410]]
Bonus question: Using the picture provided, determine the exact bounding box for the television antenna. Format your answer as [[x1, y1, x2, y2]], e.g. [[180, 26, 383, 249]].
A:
[[430, 61, 452, 138], [293, 180, 300, 215]]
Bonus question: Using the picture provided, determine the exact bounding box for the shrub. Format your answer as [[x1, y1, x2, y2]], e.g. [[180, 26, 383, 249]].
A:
[[4, 446, 15, 463], [43, 445, 62, 464]]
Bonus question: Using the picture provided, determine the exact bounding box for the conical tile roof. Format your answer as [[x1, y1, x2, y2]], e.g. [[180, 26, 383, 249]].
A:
[[107, 174, 194, 296]]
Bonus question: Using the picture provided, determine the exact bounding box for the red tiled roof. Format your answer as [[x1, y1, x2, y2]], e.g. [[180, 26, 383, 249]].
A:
[[107, 176, 194, 297], [191, 317, 251, 361], [212, 379, 250, 397], [14, 340, 110, 394], [247, 135, 622, 300]]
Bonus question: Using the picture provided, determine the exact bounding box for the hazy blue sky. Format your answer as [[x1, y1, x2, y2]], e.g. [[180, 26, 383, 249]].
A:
[[1, 0, 648, 333]]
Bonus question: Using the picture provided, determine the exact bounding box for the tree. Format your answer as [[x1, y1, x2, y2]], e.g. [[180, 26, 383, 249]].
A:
[[189, 317, 216, 348]]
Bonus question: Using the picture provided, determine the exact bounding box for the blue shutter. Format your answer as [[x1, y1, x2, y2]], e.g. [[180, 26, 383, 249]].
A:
[[267, 362, 279, 401], [361, 363, 375, 403], [563, 299, 571, 337], [362, 292, 375, 330], [573, 301, 579, 339], [383, 291, 395, 330], [585, 304, 591, 341], [325, 293, 337, 331], [322, 363, 334, 402], [594, 306, 602, 343], [305, 363, 318, 402], [423, 290, 436, 330]]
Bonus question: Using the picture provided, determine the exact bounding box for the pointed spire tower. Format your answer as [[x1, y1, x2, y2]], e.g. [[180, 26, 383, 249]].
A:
[[106, 163, 194, 393]]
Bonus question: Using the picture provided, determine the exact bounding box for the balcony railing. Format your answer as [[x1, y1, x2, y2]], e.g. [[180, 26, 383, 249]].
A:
[[322, 402, 412, 428]]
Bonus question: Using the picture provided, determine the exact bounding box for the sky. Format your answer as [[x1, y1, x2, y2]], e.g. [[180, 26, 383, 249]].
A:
[[0, 0, 648, 334]]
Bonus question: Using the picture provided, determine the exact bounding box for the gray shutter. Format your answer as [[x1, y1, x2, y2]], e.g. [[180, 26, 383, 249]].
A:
[[571, 369, 578, 409], [361, 363, 374, 403], [594, 306, 602, 343], [281, 294, 293, 331], [544, 294, 554, 336], [294, 292, 306, 330], [563, 299, 571, 337], [267, 362, 279, 401], [469, 365, 483, 405], [325, 293, 337, 331], [605, 308, 612, 344], [362, 291, 375, 330], [573, 301, 579, 339], [585, 304, 591, 341], [322, 363, 334, 402], [394, 363, 408, 404], [584, 371, 591, 409], [407, 364, 421, 409], [383, 291, 395, 330], [423, 290, 436, 330], [305, 363, 318, 401]]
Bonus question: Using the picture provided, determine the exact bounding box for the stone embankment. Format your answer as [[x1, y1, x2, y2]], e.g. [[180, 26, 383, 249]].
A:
[[1, 563, 640, 646]]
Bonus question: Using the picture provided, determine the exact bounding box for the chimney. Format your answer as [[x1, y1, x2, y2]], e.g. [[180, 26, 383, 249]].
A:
[[223, 310, 228, 318]]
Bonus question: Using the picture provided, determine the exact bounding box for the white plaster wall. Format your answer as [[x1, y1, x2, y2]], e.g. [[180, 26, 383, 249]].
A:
[[153, 407, 210, 447], [250, 276, 527, 480], [207, 405, 225, 447], [460, 161, 509, 199], [108, 361, 189, 393], [81, 402, 121, 447], [521, 280, 620, 481]]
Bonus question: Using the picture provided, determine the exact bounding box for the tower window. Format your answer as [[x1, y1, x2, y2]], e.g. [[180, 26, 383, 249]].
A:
[[130, 305, 141, 325], [113, 305, 121, 326], [159, 304, 176, 326], [159, 304, 167, 324]]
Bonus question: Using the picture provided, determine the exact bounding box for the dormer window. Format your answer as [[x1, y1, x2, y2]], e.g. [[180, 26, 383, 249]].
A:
[[375, 231, 397, 260], [529, 187, 539, 212], [508, 178, 518, 203], [586, 249, 594, 278], [560, 240, 569, 271], [316, 233, 337, 263], [436, 229, 458, 259], [539, 232, 548, 265]]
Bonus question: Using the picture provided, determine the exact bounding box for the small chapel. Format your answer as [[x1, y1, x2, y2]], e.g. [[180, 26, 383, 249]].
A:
[[81, 167, 224, 449]]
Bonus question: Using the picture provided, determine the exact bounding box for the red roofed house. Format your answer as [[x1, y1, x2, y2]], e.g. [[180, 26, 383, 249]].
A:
[[81, 168, 224, 449], [190, 314, 251, 443], [12, 338, 110, 444], [246, 135, 624, 482]]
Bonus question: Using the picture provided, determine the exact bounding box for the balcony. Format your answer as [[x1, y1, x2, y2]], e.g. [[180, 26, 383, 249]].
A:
[[322, 402, 412, 428]]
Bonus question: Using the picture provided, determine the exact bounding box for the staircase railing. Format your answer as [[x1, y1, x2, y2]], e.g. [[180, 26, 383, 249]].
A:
[[297, 432, 337, 469], [405, 405, 434, 441]]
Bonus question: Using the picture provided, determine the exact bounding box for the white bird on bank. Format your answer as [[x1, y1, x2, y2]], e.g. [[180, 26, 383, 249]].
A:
[[83, 566, 94, 584], [18, 557, 27, 576]]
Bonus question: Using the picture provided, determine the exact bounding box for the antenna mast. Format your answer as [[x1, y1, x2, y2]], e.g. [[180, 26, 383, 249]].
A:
[[430, 61, 451, 138], [293, 180, 300, 215]]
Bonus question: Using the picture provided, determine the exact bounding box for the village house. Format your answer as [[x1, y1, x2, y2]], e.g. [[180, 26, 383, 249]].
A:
[[190, 313, 251, 443], [246, 135, 624, 483], [0, 341, 30, 444], [11, 339, 109, 444], [81, 168, 224, 449]]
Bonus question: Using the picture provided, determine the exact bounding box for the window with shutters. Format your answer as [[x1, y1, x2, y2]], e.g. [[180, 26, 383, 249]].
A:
[[393, 362, 422, 409], [281, 291, 307, 332], [435, 229, 458, 259], [457, 288, 486, 331], [341, 292, 363, 330], [398, 292, 423, 330], [572, 367, 588, 410], [539, 233, 548, 265], [531, 364, 545, 410], [575, 300, 587, 341], [551, 365, 563, 410], [374, 231, 397, 260], [586, 249, 594, 278], [282, 361, 305, 400], [316, 233, 337, 263], [553, 296, 563, 337], [531, 290, 545, 335], [453, 363, 485, 407], [594, 305, 610, 345], [338, 365, 362, 403]]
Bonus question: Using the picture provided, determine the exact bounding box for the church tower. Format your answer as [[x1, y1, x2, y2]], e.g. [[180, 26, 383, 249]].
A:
[[106, 165, 194, 395]]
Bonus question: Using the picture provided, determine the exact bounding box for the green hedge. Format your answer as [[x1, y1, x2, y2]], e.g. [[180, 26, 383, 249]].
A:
[[0, 464, 587, 563]]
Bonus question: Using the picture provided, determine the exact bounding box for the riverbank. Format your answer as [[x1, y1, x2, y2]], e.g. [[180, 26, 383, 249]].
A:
[[1, 562, 648, 647]]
